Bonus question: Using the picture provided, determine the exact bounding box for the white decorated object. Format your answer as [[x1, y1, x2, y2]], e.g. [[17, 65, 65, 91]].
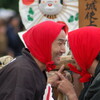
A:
[[18, 31, 27, 47], [38, 0, 63, 15], [43, 84, 54, 100], [19, 0, 79, 32]]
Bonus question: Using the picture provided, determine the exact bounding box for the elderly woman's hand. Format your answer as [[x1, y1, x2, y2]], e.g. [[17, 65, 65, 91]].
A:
[[47, 65, 64, 87], [56, 72, 78, 100]]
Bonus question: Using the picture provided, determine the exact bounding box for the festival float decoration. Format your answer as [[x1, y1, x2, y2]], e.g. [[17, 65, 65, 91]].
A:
[[19, 0, 79, 32]]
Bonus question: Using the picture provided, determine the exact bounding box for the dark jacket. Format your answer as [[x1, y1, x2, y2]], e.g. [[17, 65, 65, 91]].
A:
[[79, 62, 100, 100], [0, 49, 47, 100]]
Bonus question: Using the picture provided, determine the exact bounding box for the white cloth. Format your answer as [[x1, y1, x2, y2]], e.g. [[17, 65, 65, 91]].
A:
[[43, 84, 54, 100]]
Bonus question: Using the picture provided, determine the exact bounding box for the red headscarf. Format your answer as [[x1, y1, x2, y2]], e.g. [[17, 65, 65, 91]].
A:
[[23, 21, 68, 71], [68, 26, 100, 83]]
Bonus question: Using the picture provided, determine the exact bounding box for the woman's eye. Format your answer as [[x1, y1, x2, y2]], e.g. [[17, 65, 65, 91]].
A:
[[64, 43, 66, 45], [58, 43, 62, 46]]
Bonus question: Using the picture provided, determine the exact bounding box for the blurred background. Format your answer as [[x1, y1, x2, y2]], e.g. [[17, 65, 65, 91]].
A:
[[0, 0, 19, 13], [0, 0, 25, 58]]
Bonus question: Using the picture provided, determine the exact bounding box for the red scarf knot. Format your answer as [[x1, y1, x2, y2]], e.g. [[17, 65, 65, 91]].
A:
[[46, 61, 56, 72], [68, 63, 91, 83]]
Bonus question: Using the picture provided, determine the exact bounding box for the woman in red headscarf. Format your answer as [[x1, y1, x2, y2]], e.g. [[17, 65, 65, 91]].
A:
[[56, 26, 100, 100], [0, 21, 68, 100]]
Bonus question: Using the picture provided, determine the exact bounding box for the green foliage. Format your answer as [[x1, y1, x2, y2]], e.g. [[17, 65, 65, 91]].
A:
[[0, 0, 19, 13]]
